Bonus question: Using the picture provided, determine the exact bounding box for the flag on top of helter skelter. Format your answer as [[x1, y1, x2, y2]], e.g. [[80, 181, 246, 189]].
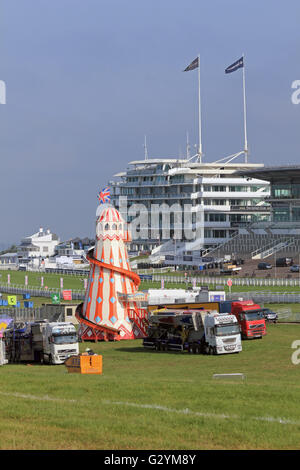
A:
[[225, 56, 244, 74], [183, 56, 199, 72], [98, 186, 111, 204]]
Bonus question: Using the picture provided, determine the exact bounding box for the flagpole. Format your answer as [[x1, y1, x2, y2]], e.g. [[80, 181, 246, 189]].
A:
[[198, 54, 203, 163], [242, 53, 248, 163]]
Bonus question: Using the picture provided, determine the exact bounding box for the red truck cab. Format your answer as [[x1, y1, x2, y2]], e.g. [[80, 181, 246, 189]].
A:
[[230, 301, 266, 339]]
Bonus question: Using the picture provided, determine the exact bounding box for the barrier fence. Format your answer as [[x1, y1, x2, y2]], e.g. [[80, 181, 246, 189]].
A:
[[0, 304, 68, 322], [152, 274, 300, 288], [0, 284, 86, 300]]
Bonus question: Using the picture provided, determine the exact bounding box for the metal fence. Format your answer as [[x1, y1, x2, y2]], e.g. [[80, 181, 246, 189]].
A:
[[152, 274, 300, 288], [227, 291, 300, 304], [0, 304, 68, 322], [0, 284, 85, 300]]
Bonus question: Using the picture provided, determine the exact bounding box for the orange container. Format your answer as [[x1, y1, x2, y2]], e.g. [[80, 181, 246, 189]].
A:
[[65, 354, 102, 374]]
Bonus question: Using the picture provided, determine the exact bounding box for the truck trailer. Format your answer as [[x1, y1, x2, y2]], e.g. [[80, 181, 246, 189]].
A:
[[143, 309, 242, 355], [4, 320, 79, 365], [148, 299, 266, 340]]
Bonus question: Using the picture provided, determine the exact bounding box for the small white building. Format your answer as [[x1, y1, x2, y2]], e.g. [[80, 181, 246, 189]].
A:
[[17, 228, 60, 262], [0, 252, 19, 270]]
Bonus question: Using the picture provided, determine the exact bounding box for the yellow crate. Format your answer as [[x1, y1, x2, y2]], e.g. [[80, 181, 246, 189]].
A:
[[65, 354, 102, 374]]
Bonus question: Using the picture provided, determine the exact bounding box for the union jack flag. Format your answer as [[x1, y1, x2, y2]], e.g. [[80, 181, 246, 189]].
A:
[[98, 186, 111, 204]]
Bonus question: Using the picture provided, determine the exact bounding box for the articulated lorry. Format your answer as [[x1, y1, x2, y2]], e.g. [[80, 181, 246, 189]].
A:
[[149, 298, 266, 340], [4, 320, 79, 365], [143, 309, 242, 355]]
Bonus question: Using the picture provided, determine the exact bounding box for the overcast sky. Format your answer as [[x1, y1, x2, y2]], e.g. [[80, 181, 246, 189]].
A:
[[0, 0, 299, 245]]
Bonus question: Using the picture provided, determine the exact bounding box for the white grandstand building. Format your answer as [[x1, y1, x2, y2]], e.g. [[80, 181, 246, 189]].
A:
[[109, 154, 271, 263]]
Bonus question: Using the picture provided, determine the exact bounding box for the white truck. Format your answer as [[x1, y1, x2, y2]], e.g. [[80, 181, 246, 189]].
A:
[[38, 322, 79, 365], [4, 320, 79, 365], [143, 309, 242, 355]]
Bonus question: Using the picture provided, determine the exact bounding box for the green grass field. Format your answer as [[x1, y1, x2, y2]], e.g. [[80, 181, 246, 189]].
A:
[[0, 323, 300, 450], [0, 269, 86, 290], [1, 269, 300, 293]]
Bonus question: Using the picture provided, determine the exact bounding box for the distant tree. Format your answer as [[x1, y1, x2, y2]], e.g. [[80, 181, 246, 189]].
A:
[[0, 244, 17, 255]]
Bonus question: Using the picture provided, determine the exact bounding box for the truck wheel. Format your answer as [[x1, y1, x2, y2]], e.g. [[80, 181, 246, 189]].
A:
[[49, 355, 53, 365], [209, 346, 214, 355]]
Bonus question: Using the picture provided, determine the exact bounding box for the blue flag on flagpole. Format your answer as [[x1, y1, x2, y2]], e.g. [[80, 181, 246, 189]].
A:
[[225, 57, 244, 74]]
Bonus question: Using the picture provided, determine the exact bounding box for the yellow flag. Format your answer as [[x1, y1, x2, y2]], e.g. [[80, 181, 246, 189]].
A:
[[7, 295, 17, 306]]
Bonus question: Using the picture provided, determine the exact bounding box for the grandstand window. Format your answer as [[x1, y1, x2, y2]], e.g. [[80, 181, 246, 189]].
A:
[[273, 208, 290, 222], [205, 213, 227, 222], [292, 208, 300, 221], [272, 184, 292, 198], [230, 186, 248, 192], [292, 184, 300, 199], [210, 199, 226, 205], [212, 230, 227, 238]]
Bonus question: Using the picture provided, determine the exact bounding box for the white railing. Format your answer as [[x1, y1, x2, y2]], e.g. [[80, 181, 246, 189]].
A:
[[251, 237, 294, 259], [151, 274, 300, 288]]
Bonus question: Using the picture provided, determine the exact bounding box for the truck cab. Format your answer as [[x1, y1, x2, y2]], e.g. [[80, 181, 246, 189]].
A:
[[229, 301, 266, 339], [203, 313, 242, 354], [42, 322, 79, 364]]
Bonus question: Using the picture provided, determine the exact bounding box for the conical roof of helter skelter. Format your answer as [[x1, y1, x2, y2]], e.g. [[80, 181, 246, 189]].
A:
[[96, 202, 111, 218], [96, 202, 125, 224]]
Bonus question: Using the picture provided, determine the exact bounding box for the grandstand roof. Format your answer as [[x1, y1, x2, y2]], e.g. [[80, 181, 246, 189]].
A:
[[237, 165, 300, 182]]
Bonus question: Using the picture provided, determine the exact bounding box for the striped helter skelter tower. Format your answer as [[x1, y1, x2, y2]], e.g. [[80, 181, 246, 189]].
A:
[[82, 202, 143, 340]]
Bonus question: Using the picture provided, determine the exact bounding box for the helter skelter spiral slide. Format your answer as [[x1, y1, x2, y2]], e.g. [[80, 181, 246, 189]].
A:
[[76, 188, 149, 341]]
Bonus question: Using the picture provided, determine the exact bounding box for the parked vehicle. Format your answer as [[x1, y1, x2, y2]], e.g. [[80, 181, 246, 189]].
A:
[[290, 265, 299, 272], [149, 298, 266, 340], [276, 257, 293, 267], [220, 263, 241, 275], [143, 309, 242, 355], [4, 321, 79, 365], [257, 262, 272, 270], [220, 301, 267, 339], [261, 308, 278, 323]]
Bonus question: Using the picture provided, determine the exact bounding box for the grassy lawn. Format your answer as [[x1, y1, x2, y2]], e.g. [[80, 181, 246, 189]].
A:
[[0, 270, 86, 290], [0, 323, 300, 450]]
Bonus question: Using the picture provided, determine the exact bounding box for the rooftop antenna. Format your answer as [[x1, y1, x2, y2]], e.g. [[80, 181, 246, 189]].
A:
[[186, 131, 191, 159], [144, 135, 148, 161], [242, 53, 249, 163]]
